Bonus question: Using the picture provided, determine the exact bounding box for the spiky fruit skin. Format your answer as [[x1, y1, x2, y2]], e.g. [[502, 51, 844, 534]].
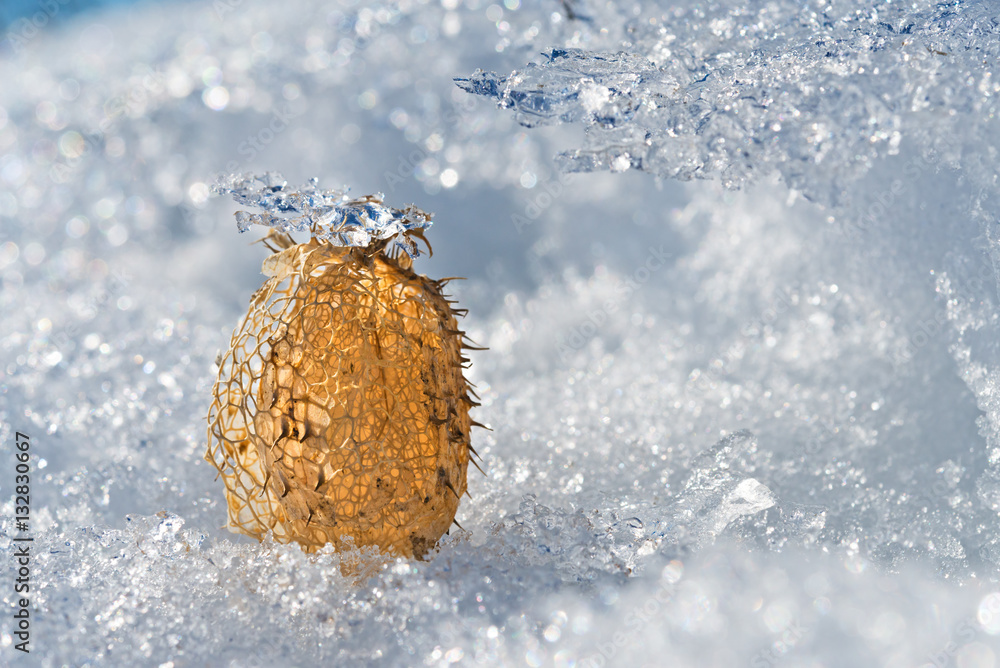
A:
[[206, 238, 472, 558]]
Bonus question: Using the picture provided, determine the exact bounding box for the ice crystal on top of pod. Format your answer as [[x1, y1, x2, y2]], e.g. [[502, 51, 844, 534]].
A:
[[214, 172, 433, 257]]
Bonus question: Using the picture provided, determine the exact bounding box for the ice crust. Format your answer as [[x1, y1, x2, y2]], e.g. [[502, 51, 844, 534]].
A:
[[2, 0, 1000, 666], [214, 172, 433, 257], [457, 2, 1000, 205]]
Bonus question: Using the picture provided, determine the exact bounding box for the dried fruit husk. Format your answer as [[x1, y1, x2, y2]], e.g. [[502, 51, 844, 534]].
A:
[[206, 235, 475, 558]]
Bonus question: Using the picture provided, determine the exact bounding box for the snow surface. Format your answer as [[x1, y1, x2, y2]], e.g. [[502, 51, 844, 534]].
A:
[[3, 0, 1000, 665]]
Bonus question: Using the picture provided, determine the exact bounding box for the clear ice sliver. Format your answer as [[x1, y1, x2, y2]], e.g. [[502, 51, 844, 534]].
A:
[[214, 173, 433, 257], [455, 49, 653, 130], [457, 4, 1000, 202]]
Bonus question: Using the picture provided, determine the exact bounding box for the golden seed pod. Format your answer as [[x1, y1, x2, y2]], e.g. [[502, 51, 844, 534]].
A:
[[206, 219, 480, 558]]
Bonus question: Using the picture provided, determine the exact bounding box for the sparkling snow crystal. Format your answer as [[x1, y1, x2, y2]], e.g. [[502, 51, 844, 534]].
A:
[[458, 3, 1000, 204], [214, 172, 433, 257]]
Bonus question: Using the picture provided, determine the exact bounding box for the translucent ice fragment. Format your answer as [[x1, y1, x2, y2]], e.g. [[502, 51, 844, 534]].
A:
[[708, 478, 776, 537], [455, 49, 653, 129], [235, 210, 252, 233], [213, 173, 433, 257], [458, 3, 1000, 202], [673, 431, 778, 542]]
